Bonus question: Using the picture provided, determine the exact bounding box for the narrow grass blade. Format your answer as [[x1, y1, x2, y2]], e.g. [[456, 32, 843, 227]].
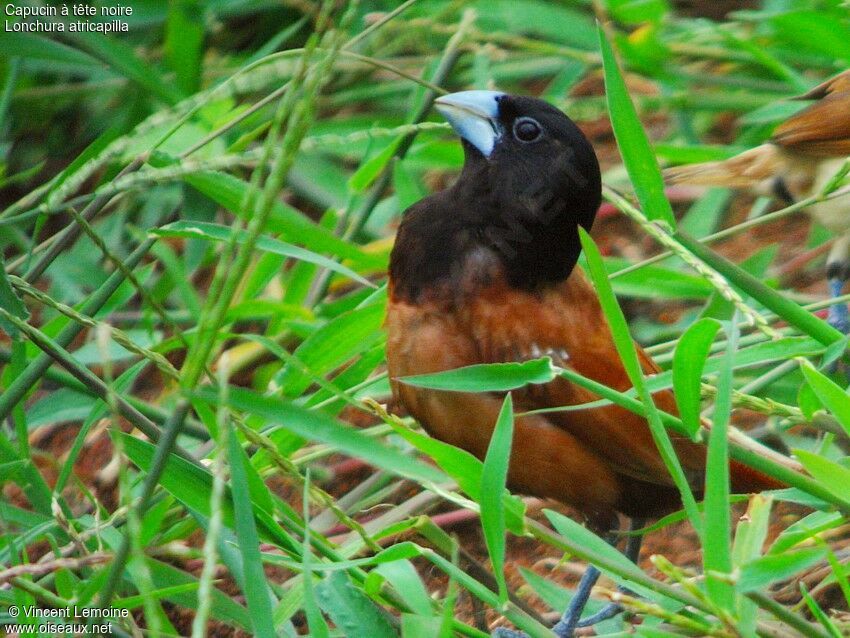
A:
[[794, 449, 850, 502], [226, 428, 276, 637], [800, 360, 850, 438], [480, 394, 514, 603], [544, 510, 643, 579], [0, 253, 28, 336], [152, 220, 375, 288], [579, 227, 701, 532], [675, 231, 844, 347], [314, 571, 396, 638], [202, 386, 445, 484], [165, 0, 204, 95], [400, 358, 557, 392], [302, 471, 331, 638], [703, 316, 738, 610], [598, 24, 675, 227], [738, 549, 826, 593], [672, 318, 721, 437]]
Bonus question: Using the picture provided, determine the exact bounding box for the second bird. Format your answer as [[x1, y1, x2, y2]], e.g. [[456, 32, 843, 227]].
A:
[[665, 70, 850, 330]]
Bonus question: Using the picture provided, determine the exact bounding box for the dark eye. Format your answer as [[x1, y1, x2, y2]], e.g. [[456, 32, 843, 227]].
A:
[[513, 117, 542, 142]]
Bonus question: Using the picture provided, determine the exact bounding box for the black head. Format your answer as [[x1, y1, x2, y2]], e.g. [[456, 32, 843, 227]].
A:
[[390, 91, 601, 301], [436, 90, 601, 232]]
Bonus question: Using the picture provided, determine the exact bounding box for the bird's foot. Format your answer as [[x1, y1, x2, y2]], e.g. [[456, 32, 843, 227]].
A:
[[491, 563, 628, 638]]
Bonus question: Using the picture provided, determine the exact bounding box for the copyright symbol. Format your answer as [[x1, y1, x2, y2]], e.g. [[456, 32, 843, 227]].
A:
[[8, 605, 19, 617]]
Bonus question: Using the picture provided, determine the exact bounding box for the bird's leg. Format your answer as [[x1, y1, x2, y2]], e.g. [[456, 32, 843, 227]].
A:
[[826, 236, 850, 333], [572, 518, 645, 629], [492, 518, 645, 638]]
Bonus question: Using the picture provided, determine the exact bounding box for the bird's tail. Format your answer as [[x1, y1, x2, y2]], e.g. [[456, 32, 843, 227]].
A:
[[664, 144, 784, 189]]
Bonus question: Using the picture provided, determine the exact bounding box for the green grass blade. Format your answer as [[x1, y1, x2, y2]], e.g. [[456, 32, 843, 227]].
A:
[[480, 394, 514, 603], [702, 315, 738, 611], [165, 0, 205, 95], [674, 231, 844, 347], [152, 220, 376, 288], [203, 386, 445, 484], [579, 227, 701, 533], [672, 318, 721, 437], [598, 24, 675, 227], [800, 360, 850, 438], [400, 358, 557, 392], [0, 253, 28, 336], [226, 428, 277, 637]]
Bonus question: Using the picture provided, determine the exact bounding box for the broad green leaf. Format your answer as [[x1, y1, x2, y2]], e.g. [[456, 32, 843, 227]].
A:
[[794, 449, 850, 501], [400, 358, 557, 392], [314, 571, 396, 638], [598, 25, 675, 227], [480, 394, 514, 603], [800, 360, 850, 438], [672, 318, 721, 437], [152, 220, 375, 288], [738, 548, 826, 592]]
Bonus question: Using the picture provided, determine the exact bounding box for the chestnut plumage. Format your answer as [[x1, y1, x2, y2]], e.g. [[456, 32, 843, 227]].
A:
[[386, 90, 784, 636]]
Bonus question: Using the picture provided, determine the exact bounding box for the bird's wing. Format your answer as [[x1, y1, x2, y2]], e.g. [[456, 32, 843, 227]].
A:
[[772, 90, 850, 157], [459, 266, 711, 490]]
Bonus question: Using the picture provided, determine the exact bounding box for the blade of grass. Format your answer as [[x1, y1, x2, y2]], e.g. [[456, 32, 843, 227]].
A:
[[672, 318, 721, 438], [702, 314, 738, 611], [598, 23, 675, 227], [579, 227, 701, 533], [480, 394, 514, 604], [228, 426, 277, 638]]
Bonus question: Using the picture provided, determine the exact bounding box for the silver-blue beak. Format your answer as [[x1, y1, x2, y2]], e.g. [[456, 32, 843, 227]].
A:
[[434, 90, 505, 158]]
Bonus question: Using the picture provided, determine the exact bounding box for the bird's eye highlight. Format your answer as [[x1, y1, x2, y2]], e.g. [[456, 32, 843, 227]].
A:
[[513, 117, 542, 142]]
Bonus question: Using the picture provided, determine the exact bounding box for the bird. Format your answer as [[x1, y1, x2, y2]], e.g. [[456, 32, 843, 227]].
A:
[[385, 90, 784, 637], [665, 70, 850, 330]]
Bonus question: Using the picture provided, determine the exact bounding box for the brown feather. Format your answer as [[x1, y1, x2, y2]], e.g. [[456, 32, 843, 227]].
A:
[[790, 70, 850, 101], [387, 265, 781, 523], [772, 91, 850, 157]]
